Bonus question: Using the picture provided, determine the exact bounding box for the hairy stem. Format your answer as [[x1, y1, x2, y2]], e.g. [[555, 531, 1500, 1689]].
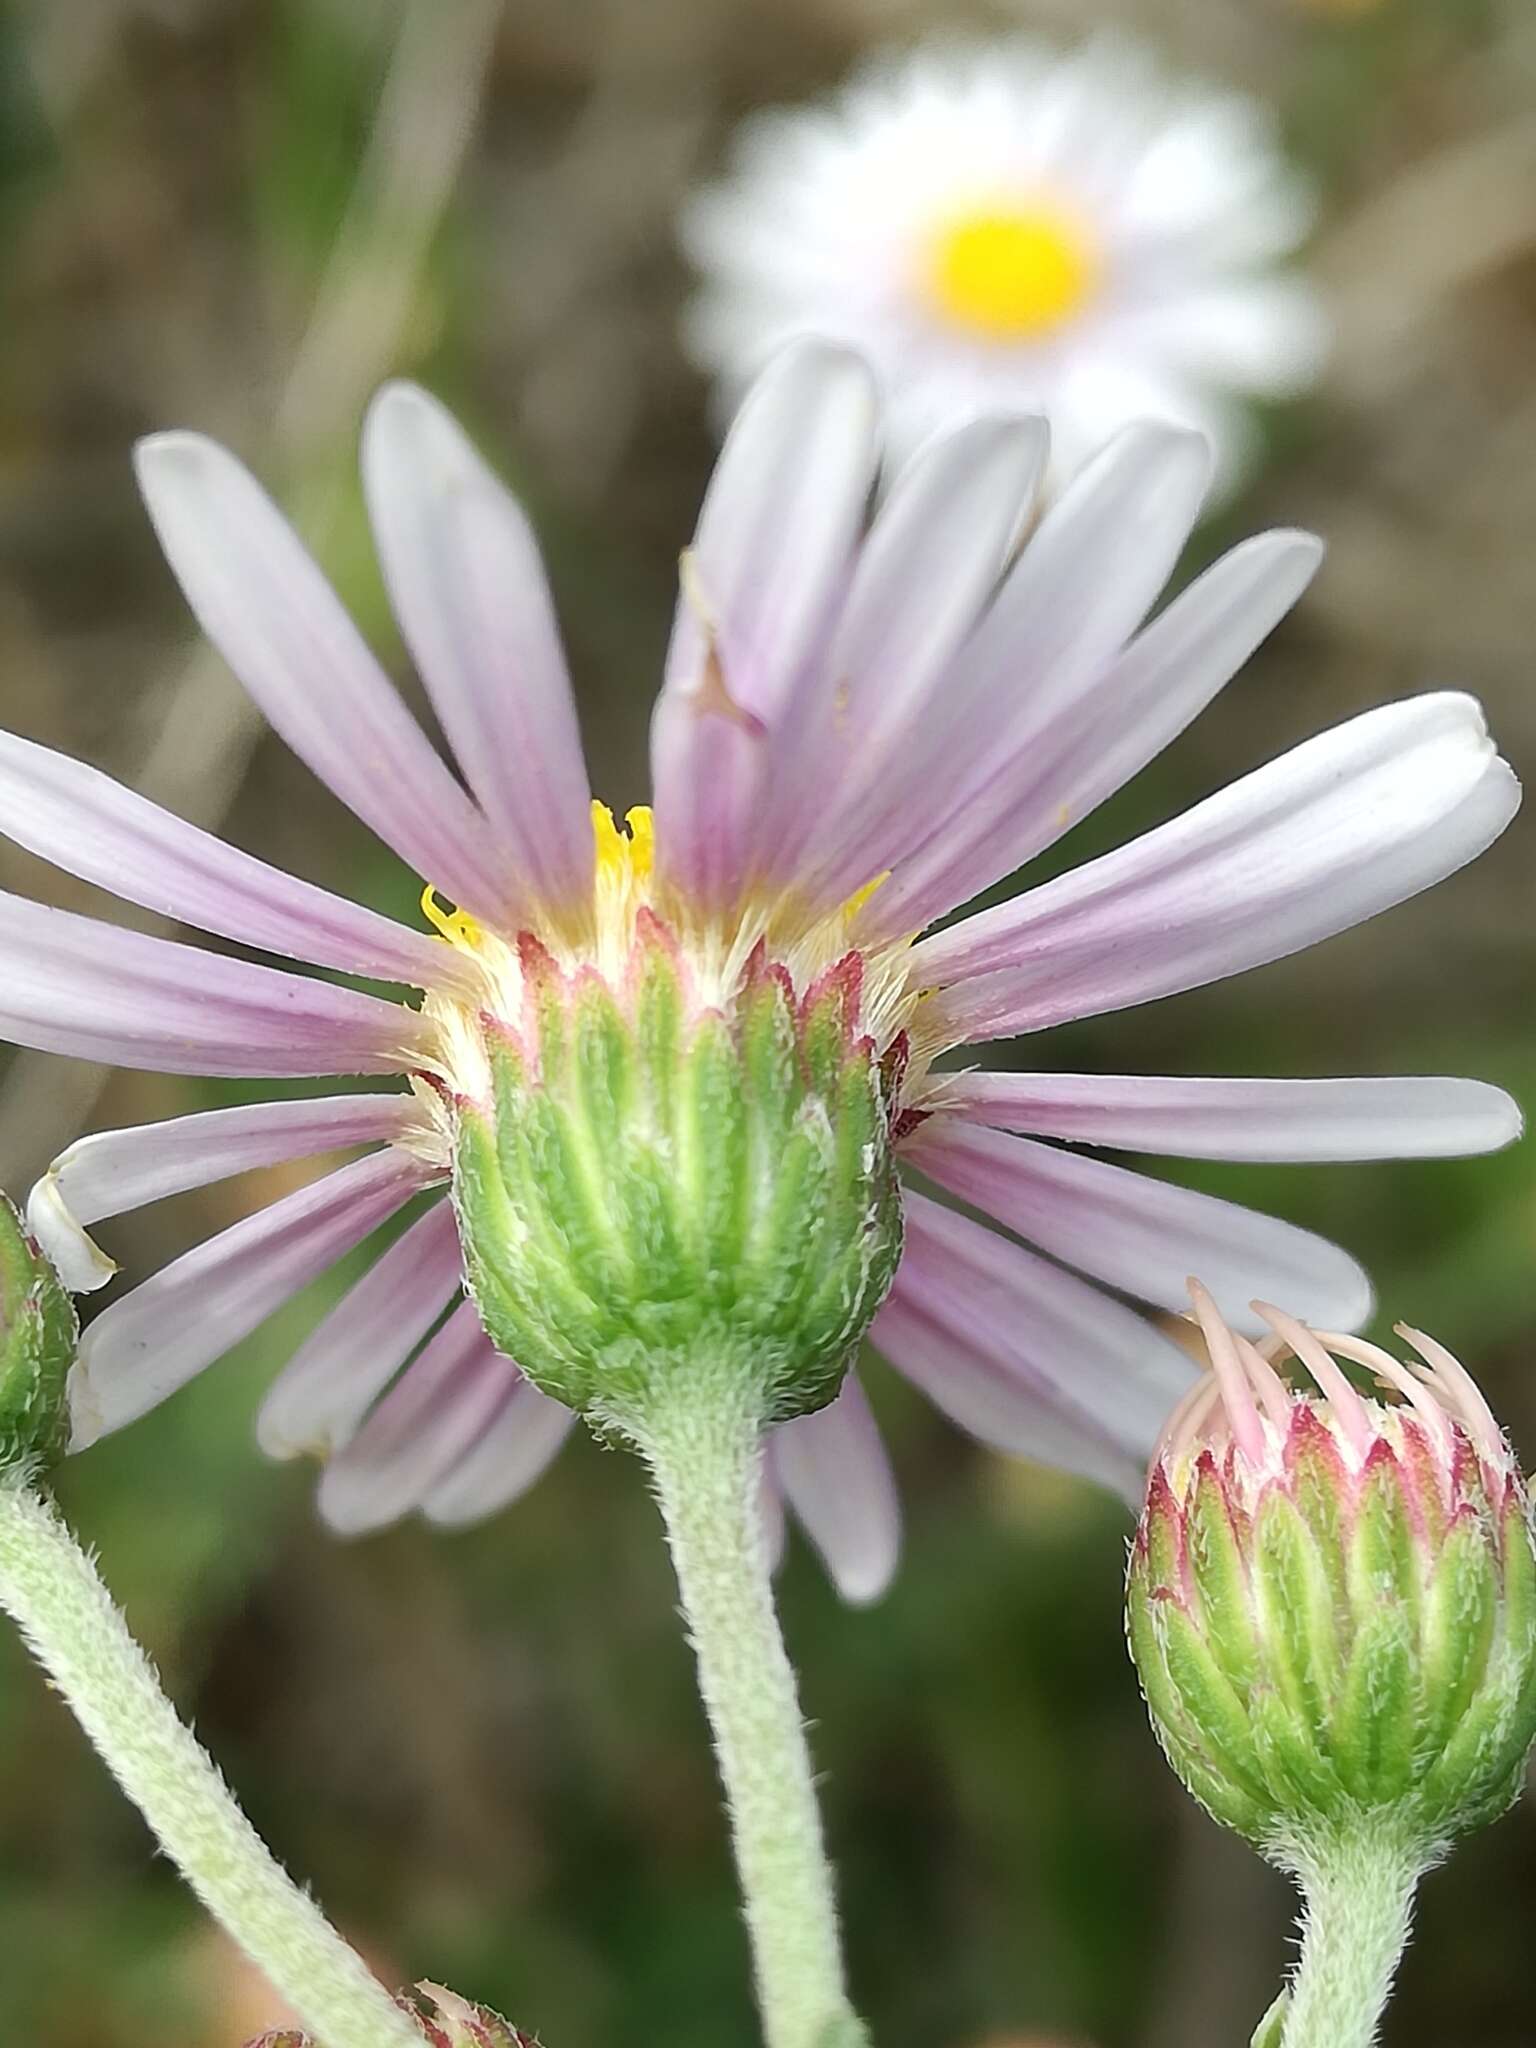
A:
[[632, 1376, 860, 2048], [0, 1478, 419, 2048], [1278, 1827, 1424, 2048]]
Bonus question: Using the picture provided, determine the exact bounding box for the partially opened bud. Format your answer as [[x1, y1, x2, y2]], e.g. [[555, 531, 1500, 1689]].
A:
[[1128, 1282, 1536, 1858], [0, 1191, 77, 1473], [242, 1984, 534, 2048], [409, 1982, 537, 2048]]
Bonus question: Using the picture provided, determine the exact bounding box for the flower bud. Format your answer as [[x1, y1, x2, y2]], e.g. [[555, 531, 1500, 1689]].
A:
[[409, 1982, 536, 2048], [242, 1985, 534, 2048], [450, 906, 905, 1430], [0, 1190, 77, 1473], [1128, 1282, 1536, 1856]]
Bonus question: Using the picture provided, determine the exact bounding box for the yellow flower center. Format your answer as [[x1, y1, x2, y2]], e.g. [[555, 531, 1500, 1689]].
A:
[[925, 203, 1099, 341], [414, 807, 948, 1145]]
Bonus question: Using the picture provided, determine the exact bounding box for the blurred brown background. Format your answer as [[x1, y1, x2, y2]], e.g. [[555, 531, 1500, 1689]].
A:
[[0, 0, 1533, 2042]]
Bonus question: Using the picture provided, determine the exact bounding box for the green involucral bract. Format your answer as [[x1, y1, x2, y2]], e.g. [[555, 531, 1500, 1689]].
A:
[[0, 1192, 77, 1472], [1127, 1403, 1536, 1858], [451, 919, 905, 1430]]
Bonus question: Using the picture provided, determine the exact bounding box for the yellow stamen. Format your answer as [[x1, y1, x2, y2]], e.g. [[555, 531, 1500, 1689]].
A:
[[420, 883, 484, 953], [591, 799, 655, 886], [926, 202, 1099, 341]]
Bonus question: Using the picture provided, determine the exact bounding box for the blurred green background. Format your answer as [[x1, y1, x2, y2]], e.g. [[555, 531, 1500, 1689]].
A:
[[0, 0, 1533, 2041]]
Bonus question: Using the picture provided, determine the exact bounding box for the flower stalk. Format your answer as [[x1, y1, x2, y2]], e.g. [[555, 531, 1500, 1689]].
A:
[[632, 1370, 861, 2048], [0, 1477, 419, 2048], [1128, 1283, 1536, 2048], [1277, 1826, 1423, 2048]]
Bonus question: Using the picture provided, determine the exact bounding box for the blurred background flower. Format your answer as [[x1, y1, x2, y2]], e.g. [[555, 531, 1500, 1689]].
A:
[[681, 34, 1327, 487], [0, 2, 1531, 2046]]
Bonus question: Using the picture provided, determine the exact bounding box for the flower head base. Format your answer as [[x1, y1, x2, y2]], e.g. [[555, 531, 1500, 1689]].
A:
[[1128, 1283, 1536, 1857], [448, 841, 908, 1430], [0, 1193, 77, 1474]]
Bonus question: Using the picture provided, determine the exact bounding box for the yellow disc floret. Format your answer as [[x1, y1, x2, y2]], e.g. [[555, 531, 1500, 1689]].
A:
[[591, 799, 654, 886], [415, 798, 943, 1123], [420, 884, 485, 954], [925, 202, 1099, 341]]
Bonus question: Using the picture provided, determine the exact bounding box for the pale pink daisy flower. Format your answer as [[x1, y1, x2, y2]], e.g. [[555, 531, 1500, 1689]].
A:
[[3, 344, 1518, 1604]]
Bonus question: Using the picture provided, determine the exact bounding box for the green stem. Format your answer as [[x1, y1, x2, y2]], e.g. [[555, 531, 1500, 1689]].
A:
[[0, 1477, 419, 2048], [631, 1376, 860, 2048], [1278, 1828, 1424, 2048]]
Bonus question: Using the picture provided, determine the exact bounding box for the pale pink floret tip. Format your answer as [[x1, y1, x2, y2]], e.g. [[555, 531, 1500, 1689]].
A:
[[1160, 1282, 1521, 1508]]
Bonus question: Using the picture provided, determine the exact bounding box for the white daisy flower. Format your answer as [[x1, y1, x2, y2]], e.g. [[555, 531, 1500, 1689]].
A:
[[681, 35, 1328, 486]]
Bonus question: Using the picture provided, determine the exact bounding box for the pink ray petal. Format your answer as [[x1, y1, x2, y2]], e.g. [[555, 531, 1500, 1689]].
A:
[[69, 1149, 434, 1448], [0, 731, 474, 992], [27, 1092, 420, 1293], [840, 419, 1213, 920], [134, 431, 518, 924], [769, 1375, 900, 1605], [422, 1375, 576, 1527], [256, 1198, 465, 1460], [318, 1302, 521, 1535], [0, 890, 428, 1077], [904, 1117, 1371, 1334], [876, 1191, 1193, 1501], [870, 527, 1321, 934], [363, 383, 594, 909], [650, 341, 877, 908], [931, 1070, 1522, 1161], [762, 413, 1047, 885], [922, 692, 1518, 1040]]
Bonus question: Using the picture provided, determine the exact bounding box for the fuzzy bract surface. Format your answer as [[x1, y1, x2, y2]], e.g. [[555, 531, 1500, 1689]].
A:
[[1128, 1290, 1536, 1854], [453, 915, 904, 1425]]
